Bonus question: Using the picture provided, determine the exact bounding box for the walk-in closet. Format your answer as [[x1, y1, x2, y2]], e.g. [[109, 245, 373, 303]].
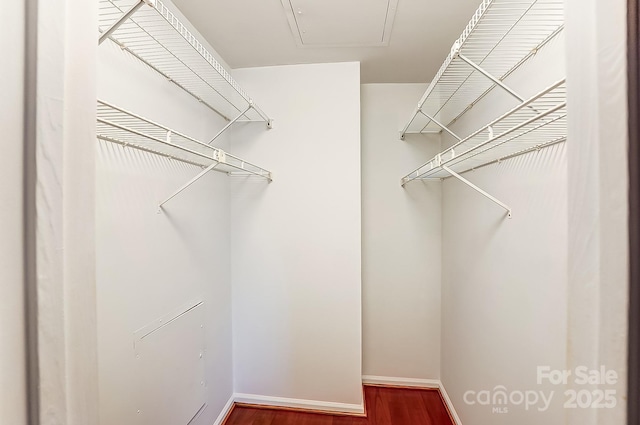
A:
[[1, 0, 633, 424]]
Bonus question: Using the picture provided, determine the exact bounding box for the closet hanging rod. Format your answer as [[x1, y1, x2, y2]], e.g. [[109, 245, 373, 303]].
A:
[[401, 79, 567, 186], [436, 79, 565, 168], [96, 100, 273, 208], [402, 105, 567, 185]]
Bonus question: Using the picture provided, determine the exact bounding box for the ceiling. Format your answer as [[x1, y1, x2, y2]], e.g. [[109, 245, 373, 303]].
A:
[[171, 0, 483, 83]]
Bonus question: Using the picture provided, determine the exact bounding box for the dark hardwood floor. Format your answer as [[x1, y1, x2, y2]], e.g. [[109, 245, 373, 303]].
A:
[[224, 386, 454, 425]]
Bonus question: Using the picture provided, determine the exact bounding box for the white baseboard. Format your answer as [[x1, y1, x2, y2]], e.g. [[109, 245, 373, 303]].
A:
[[232, 393, 365, 415], [361, 375, 440, 389], [214, 381, 459, 424], [212, 396, 235, 425], [361, 375, 461, 425], [438, 382, 463, 425]]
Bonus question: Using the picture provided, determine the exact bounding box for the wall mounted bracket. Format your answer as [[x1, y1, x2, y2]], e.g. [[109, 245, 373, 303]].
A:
[[442, 165, 512, 218], [207, 106, 252, 145], [417, 110, 462, 141], [158, 151, 225, 210]]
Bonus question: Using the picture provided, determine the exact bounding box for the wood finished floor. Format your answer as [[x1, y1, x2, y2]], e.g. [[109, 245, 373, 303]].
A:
[[224, 386, 454, 425]]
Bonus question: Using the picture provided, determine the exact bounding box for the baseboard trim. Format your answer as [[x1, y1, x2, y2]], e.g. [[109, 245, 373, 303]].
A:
[[438, 382, 463, 425], [360, 375, 462, 425], [214, 381, 461, 424], [361, 375, 440, 389], [232, 393, 365, 416], [213, 396, 236, 425]]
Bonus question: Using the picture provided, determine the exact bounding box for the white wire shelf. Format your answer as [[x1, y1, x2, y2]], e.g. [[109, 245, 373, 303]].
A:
[[401, 0, 564, 138], [402, 79, 566, 185], [98, 0, 271, 124], [97, 100, 273, 181]]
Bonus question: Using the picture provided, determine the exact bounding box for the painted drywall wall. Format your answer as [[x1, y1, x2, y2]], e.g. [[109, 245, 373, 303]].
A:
[[0, 1, 26, 423], [96, 3, 237, 423], [229, 62, 363, 412], [63, 0, 100, 422], [565, 0, 629, 423], [26, 0, 100, 422], [360, 84, 442, 382], [439, 32, 569, 425], [441, 144, 568, 425]]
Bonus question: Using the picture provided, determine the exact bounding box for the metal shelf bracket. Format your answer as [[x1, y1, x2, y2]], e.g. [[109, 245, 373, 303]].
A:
[[158, 150, 226, 210], [207, 106, 252, 145], [418, 110, 462, 141], [205, 102, 272, 146], [442, 164, 512, 218], [456, 53, 527, 104], [98, 0, 152, 45]]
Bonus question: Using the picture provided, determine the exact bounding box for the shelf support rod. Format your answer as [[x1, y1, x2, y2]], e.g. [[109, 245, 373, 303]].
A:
[[159, 161, 219, 209], [418, 110, 462, 141], [442, 165, 512, 218], [248, 102, 273, 129], [457, 54, 526, 103], [98, 0, 146, 45], [400, 109, 420, 140], [207, 105, 252, 145]]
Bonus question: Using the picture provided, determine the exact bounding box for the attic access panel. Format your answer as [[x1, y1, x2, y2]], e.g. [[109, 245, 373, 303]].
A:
[[281, 0, 399, 47], [134, 301, 206, 425]]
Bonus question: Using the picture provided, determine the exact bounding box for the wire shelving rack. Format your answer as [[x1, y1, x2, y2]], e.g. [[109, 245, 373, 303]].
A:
[[401, 0, 564, 138], [98, 0, 271, 125], [97, 0, 274, 207], [97, 100, 272, 208], [399, 0, 566, 218]]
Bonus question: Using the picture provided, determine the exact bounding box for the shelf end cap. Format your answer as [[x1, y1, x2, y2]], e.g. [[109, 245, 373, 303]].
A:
[[451, 40, 461, 57]]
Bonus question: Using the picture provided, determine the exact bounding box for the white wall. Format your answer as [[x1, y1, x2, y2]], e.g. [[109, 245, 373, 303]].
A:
[[229, 62, 363, 412], [0, 0, 99, 422], [565, 0, 629, 423], [439, 32, 569, 425], [360, 84, 442, 382], [63, 0, 100, 422], [96, 3, 236, 423], [26, 0, 100, 423], [441, 144, 568, 425], [0, 0, 26, 423]]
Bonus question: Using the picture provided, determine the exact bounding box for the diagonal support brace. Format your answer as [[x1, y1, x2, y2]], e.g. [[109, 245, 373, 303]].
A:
[[98, 0, 149, 45], [457, 53, 539, 114], [207, 105, 252, 145], [457, 53, 526, 103], [442, 165, 512, 218], [158, 154, 223, 209], [418, 110, 462, 141]]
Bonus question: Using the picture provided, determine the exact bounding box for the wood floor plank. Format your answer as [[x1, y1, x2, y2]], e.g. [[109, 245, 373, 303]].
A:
[[419, 390, 453, 425], [331, 414, 368, 425], [365, 386, 393, 425], [229, 407, 276, 425], [393, 388, 432, 425], [224, 386, 454, 425]]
